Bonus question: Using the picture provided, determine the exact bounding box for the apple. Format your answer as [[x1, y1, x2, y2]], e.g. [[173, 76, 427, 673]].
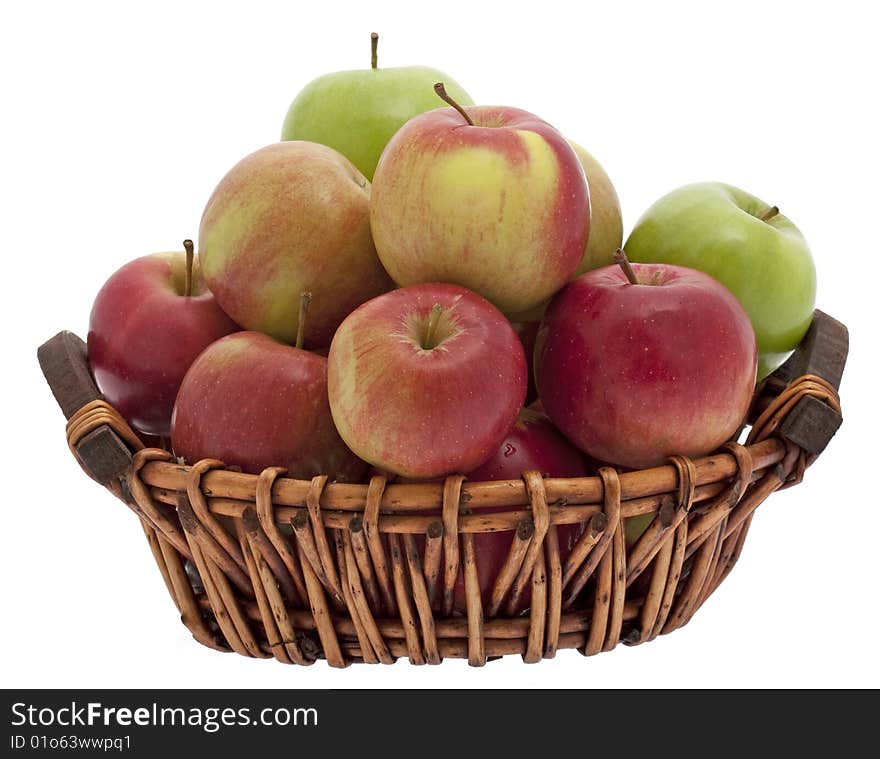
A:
[[327, 283, 527, 479], [625, 512, 654, 547], [455, 407, 590, 612], [568, 140, 623, 276], [370, 85, 590, 317], [624, 182, 816, 379], [171, 325, 365, 482], [198, 141, 394, 348], [87, 243, 238, 437], [534, 253, 758, 469], [281, 33, 473, 181]]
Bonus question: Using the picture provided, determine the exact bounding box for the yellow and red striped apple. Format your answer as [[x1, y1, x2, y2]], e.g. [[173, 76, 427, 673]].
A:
[[198, 141, 394, 348], [327, 283, 527, 479], [370, 95, 590, 316]]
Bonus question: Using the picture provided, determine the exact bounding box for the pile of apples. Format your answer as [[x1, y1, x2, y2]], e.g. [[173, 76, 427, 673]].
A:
[[87, 35, 817, 606]]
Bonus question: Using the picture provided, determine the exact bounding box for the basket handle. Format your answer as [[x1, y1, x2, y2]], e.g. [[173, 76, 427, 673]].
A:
[[37, 331, 134, 486], [756, 309, 848, 455]]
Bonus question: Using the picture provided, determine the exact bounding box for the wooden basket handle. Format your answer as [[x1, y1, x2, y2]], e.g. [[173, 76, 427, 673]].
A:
[[753, 309, 848, 455], [37, 330, 135, 486]]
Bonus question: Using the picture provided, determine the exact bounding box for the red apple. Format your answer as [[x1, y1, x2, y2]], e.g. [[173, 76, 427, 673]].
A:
[[327, 283, 527, 479], [370, 86, 589, 317], [171, 330, 365, 482], [87, 246, 238, 437], [534, 256, 757, 469], [456, 407, 590, 613]]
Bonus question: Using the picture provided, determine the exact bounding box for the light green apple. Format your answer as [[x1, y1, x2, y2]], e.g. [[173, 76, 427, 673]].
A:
[[568, 140, 623, 276], [624, 182, 816, 379], [281, 33, 473, 180]]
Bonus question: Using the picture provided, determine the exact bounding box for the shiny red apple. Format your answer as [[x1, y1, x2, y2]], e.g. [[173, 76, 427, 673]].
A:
[[327, 283, 527, 479], [87, 244, 238, 437], [455, 407, 590, 613], [534, 254, 757, 469], [171, 330, 365, 482]]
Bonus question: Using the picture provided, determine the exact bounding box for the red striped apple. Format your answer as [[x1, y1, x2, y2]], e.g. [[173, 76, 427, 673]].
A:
[[87, 244, 238, 437], [535, 253, 757, 469], [198, 141, 394, 348], [370, 85, 589, 316], [327, 283, 527, 479], [171, 328, 365, 482]]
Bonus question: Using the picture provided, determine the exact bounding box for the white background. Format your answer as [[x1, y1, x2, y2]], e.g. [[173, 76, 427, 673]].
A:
[[2, 0, 878, 688]]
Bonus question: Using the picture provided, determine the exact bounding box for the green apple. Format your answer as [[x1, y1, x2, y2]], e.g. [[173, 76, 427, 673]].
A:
[[281, 33, 473, 180], [568, 140, 623, 276], [624, 182, 816, 379], [625, 513, 653, 548]]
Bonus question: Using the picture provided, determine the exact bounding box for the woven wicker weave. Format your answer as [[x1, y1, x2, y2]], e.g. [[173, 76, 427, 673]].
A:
[[39, 310, 847, 666]]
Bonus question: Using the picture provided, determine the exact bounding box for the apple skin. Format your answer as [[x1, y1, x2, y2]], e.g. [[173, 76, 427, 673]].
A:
[[568, 140, 623, 276], [87, 251, 238, 437], [370, 106, 590, 316], [455, 407, 590, 613], [282, 62, 472, 181], [171, 331, 366, 482], [624, 182, 816, 379], [534, 263, 757, 470], [327, 283, 527, 479], [198, 141, 394, 348]]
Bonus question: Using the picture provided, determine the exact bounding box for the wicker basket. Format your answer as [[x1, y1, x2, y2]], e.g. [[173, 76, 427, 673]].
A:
[[38, 309, 847, 666]]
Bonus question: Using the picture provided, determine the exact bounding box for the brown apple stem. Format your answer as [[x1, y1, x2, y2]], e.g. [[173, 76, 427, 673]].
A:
[[371, 32, 378, 69], [614, 249, 640, 285], [757, 205, 779, 222], [183, 239, 194, 297], [423, 303, 444, 350], [296, 291, 312, 350], [434, 82, 473, 126]]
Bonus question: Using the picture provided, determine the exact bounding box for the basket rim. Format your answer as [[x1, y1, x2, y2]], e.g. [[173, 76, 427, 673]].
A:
[[134, 436, 787, 519]]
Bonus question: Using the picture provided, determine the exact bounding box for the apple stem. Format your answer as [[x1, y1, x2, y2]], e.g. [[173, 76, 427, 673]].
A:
[[614, 248, 641, 285], [371, 32, 378, 69], [757, 205, 779, 222], [296, 291, 312, 350], [183, 239, 194, 297], [434, 82, 473, 126], [423, 303, 444, 350]]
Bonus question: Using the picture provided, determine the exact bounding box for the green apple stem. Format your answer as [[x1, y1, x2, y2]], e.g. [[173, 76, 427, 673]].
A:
[[296, 291, 312, 350], [423, 303, 444, 350], [434, 82, 474, 126], [371, 32, 378, 69], [614, 248, 641, 285], [757, 205, 779, 222], [183, 239, 194, 297]]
